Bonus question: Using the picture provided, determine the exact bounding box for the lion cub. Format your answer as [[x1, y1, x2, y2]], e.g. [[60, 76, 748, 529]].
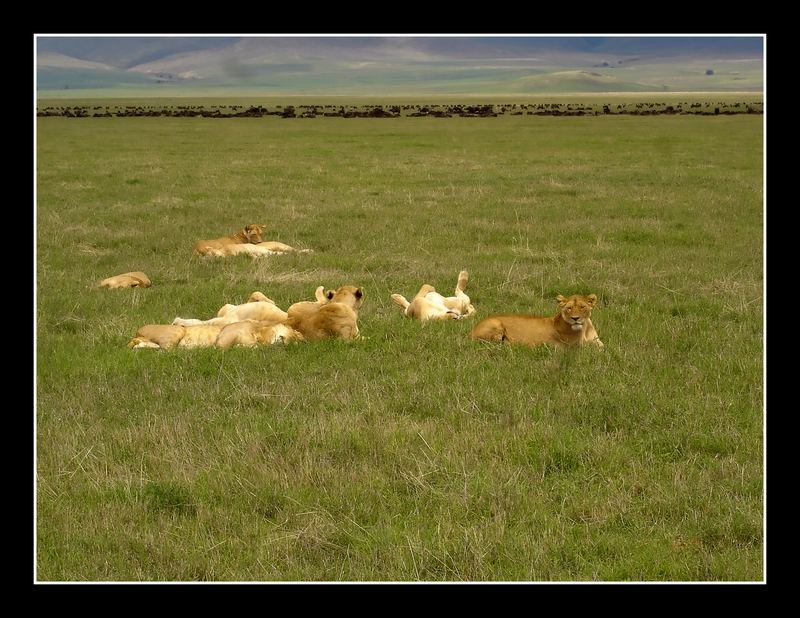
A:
[[391, 270, 475, 321], [286, 285, 364, 341], [192, 224, 265, 257], [470, 293, 603, 348]]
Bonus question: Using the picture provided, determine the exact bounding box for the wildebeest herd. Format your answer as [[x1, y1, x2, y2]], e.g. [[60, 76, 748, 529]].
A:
[[37, 100, 763, 118]]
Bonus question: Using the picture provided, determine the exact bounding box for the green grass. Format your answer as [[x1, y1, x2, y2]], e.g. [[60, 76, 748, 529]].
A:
[[36, 104, 764, 582]]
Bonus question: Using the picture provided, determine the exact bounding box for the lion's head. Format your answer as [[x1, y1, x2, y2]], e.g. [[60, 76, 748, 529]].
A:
[[243, 224, 266, 244], [556, 294, 598, 331], [323, 285, 364, 310]]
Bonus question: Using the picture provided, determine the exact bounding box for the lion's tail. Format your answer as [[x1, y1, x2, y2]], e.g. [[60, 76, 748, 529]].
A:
[[390, 294, 410, 310], [456, 270, 469, 293]]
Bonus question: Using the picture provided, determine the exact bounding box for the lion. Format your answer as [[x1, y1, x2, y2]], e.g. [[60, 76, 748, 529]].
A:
[[172, 291, 288, 327], [192, 224, 265, 257], [286, 284, 364, 341], [470, 293, 603, 348], [99, 271, 151, 289], [223, 240, 314, 257], [215, 320, 305, 349], [128, 323, 224, 350], [391, 270, 475, 321]]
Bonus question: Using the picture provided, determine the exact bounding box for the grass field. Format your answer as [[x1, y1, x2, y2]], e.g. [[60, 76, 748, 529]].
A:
[[35, 100, 764, 582]]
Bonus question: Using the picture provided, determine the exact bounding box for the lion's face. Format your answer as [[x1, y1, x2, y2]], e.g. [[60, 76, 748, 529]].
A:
[[243, 224, 265, 243], [325, 285, 364, 310], [556, 294, 597, 331]]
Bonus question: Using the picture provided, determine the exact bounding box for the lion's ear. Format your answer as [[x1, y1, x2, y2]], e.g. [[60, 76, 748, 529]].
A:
[[586, 294, 598, 306], [556, 294, 567, 306], [355, 288, 363, 299], [326, 290, 335, 300]]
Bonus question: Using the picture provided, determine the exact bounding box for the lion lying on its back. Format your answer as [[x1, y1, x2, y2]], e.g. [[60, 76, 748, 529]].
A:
[[172, 291, 288, 327], [470, 293, 603, 348], [391, 270, 475, 321]]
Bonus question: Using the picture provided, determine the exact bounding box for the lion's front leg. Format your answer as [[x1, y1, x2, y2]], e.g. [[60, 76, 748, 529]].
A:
[[583, 319, 604, 348]]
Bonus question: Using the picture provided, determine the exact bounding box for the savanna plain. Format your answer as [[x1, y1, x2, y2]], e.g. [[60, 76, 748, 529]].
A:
[[35, 94, 764, 582]]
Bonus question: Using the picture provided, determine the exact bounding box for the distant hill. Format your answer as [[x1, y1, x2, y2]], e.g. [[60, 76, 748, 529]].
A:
[[36, 36, 764, 96]]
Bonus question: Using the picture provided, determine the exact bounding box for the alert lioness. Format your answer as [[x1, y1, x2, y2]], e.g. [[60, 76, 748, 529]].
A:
[[192, 224, 265, 257], [286, 284, 364, 341], [99, 271, 151, 289], [391, 270, 475, 321], [470, 293, 603, 348], [172, 291, 288, 327]]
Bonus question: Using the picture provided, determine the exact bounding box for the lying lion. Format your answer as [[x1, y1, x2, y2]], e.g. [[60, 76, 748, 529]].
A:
[[128, 323, 223, 349], [470, 293, 603, 348], [215, 321, 304, 349], [99, 271, 151, 289], [221, 241, 314, 258], [172, 291, 288, 327], [192, 224, 265, 257], [391, 270, 475, 321], [286, 284, 364, 340], [128, 320, 302, 350]]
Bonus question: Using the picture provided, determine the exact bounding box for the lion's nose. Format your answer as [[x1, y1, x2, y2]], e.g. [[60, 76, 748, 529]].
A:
[[571, 316, 580, 321]]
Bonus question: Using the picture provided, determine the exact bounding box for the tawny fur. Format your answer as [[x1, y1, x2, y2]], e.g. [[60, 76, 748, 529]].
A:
[[223, 240, 313, 257], [215, 321, 304, 349], [391, 270, 475, 321], [285, 286, 332, 319], [192, 224, 266, 257], [172, 291, 288, 327], [286, 285, 364, 341], [470, 293, 603, 348], [128, 324, 224, 350], [99, 271, 151, 289]]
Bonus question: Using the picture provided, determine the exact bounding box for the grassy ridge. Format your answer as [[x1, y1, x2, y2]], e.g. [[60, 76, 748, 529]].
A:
[[35, 111, 763, 581]]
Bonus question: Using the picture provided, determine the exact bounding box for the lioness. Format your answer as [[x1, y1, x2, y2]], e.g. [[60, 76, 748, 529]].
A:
[[99, 271, 151, 289], [391, 270, 475, 321], [172, 291, 288, 327], [286, 284, 363, 341], [223, 241, 313, 257], [470, 293, 603, 348], [215, 320, 305, 349], [128, 323, 224, 349], [192, 224, 265, 257]]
